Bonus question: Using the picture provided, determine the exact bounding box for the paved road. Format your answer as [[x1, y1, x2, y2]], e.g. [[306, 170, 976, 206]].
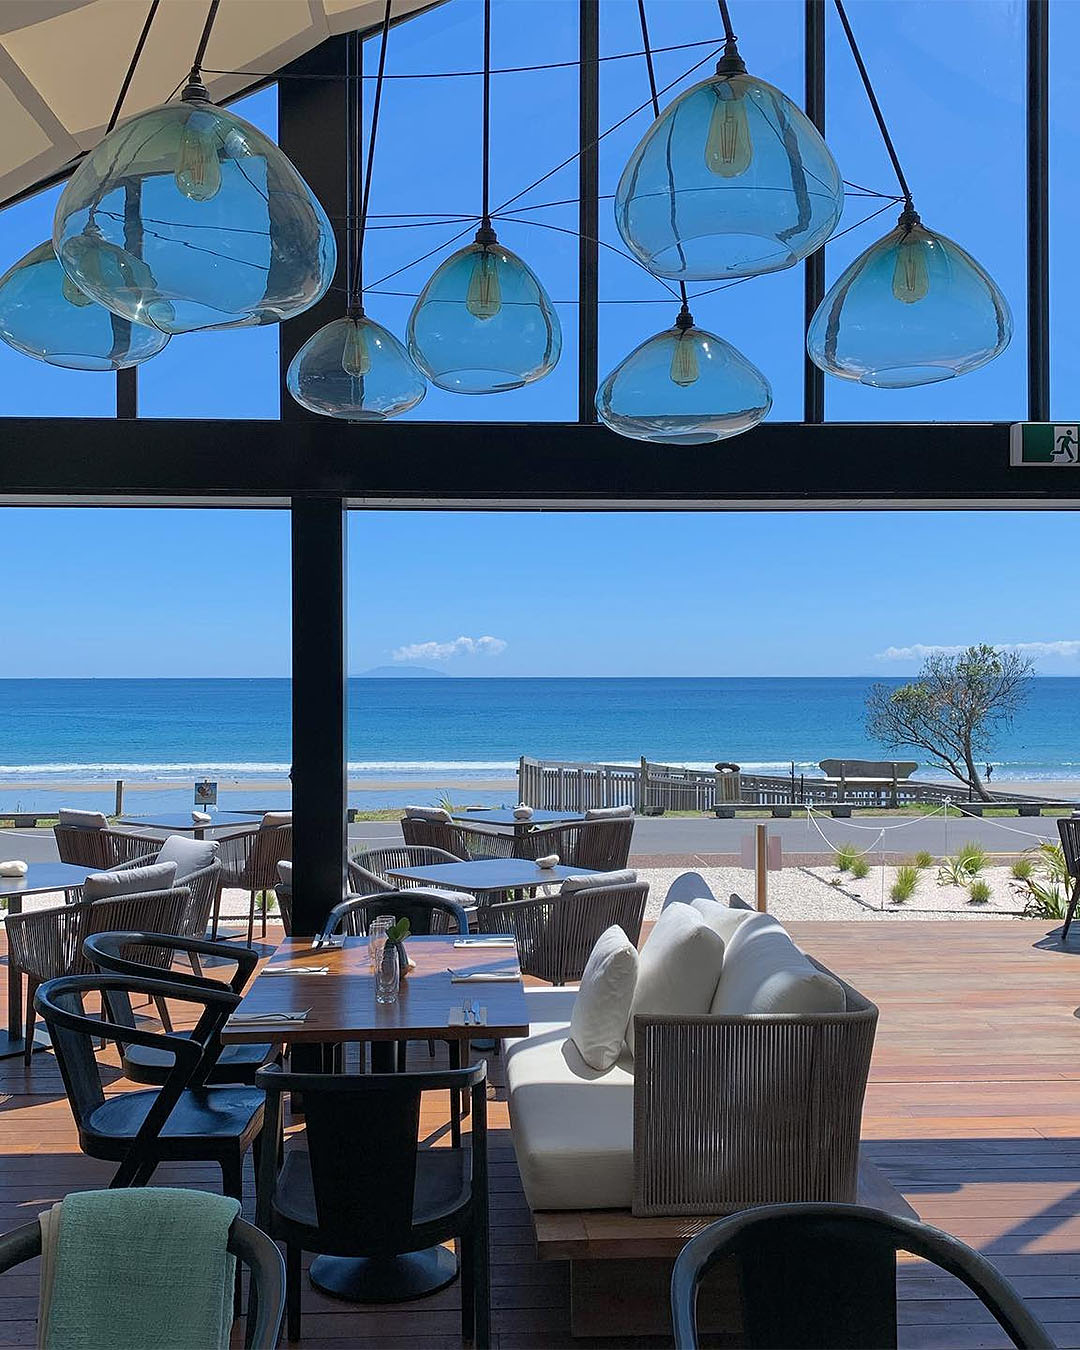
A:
[[4, 810, 1063, 867]]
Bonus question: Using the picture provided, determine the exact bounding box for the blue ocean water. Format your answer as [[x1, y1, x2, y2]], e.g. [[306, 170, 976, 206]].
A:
[[0, 677, 1076, 811]]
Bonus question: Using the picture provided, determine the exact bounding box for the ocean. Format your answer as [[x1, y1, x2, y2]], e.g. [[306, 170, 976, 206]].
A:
[[0, 676, 1077, 813]]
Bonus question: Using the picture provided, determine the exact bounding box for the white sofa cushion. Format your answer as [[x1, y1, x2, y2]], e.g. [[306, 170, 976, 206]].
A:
[[626, 902, 724, 1055], [404, 805, 452, 823], [58, 809, 108, 829], [261, 811, 292, 828], [506, 989, 635, 1211], [560, 869, 637, 894], [662, 870, 717, 907], [690, 896, 757, 945], [583, 805, 633, 819], [83, 860, 177, 901], [569, 926, 639, 1071], [711, 911, 846, 1015], [155, 834, 217, 880]]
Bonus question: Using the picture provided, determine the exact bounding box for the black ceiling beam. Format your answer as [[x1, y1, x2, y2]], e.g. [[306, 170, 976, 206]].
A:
[[0, 418, 1072, 505]]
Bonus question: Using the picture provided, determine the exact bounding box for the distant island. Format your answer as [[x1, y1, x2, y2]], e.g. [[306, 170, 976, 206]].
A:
[[356, 665, 450, 678]]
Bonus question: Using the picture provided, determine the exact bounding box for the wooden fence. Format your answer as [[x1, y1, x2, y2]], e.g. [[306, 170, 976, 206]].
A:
[[517, 756, 1041, 812]]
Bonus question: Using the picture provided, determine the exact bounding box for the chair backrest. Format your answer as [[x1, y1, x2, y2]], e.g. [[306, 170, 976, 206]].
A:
[[348, 845, 462, 893], [670, 1203, 1053, 1350], [275, 861, 293, 936], [35, 974, 238, 1157], [217, 825, 291, 890], [84, 930, 259, 996], [256, 1062, 486, 1255], [0, 1213, 284, 1350], [1058, 817, 1080, 880], [322, 890, 469, 938], [54, 822, 111, 869], [476, 882, 648, 984], [401, 815, 469, 858], [518, 819, 634, 871]]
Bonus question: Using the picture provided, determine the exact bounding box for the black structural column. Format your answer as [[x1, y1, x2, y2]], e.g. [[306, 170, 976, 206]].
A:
[[289, 496, 348, 936], [578, 0, 600, 422], [803, 0, 826, 423], [279, 35, 351, 935], [1026, 0, 1049, 421]]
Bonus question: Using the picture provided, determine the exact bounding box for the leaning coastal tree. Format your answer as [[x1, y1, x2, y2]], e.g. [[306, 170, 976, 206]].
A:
[[866, 644, 1033, 801]]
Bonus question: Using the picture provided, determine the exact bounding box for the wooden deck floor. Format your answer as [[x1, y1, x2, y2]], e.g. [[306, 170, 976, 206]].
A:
[[1, 919, 1079, 1348]]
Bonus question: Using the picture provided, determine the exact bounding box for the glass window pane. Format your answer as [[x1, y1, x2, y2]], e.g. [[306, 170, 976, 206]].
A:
[[136, 86, 281, 420], [824, 0, 1025, 419]]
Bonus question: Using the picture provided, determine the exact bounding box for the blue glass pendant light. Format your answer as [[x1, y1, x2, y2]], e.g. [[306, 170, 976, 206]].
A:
[[596, 304, 771, 444], [807, 207, 1012, 387], [53, 3, 335, 335], [0, 240, 169, 370], [407, 0, 561, 393], [287, 14, 426, 421], [615, 1, 843, 282]]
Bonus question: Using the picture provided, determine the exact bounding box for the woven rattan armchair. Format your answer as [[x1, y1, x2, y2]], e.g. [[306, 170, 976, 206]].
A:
[[60, 856, 221, 960], [6, 885, 190, 1064], [630, 961, 878, 1217], [347, 845, 466, 895], [475, 881, 648, 985], [401, 816, 517, 861], [53, 824, 162, 869], [517, 818, 633, 871], [215, 822, 292, 944]]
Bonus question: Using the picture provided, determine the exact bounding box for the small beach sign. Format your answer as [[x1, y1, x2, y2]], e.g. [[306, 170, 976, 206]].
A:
[[1010, 422, 1080, 465], [194, 779, 218, 806]]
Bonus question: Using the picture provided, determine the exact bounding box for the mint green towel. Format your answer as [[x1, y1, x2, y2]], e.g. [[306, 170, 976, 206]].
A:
[[39, 1188, 241, 1350]]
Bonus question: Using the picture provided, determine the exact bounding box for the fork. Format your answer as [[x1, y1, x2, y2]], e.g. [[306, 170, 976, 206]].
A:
[[463, 998, 476, 1026]]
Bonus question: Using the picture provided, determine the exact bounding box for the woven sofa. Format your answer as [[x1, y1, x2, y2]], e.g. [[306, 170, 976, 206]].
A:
[[504, 884, 878, 1220]]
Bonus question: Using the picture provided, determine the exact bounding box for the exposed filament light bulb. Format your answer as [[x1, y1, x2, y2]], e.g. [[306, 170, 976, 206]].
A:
[[892, 207, 930, 304], [669, 307, 701, 386], [705, 82, 753, 178], [341, 314, 372, 377], [175, 81, 223, 202], [465, 246, 502, 321]]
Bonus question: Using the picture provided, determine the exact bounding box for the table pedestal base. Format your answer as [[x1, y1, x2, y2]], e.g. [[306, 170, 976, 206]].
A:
[[309, 1247, 458, 1303]]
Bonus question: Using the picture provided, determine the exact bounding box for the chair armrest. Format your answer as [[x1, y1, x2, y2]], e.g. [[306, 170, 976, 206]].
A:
[[631, 999, 878, 1217], [6, 902, 89, 982]]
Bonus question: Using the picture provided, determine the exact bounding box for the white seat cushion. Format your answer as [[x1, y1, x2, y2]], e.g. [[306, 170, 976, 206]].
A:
[[277, 860, 292, 886], [560, 869, 636, 893], [261, 811, 292, 828], [710, 912, 846, 1015], [583, 805, 633, 819], [662, 870, 717, 907], [506, 989, 635, 1211], [404, 805, 452, 823], [154, 834, 217, 881], [83, 861, 177, 901], [569, 926, 638, 1071], [626, 902, 724, 1055], [58, 809, 108, 829]]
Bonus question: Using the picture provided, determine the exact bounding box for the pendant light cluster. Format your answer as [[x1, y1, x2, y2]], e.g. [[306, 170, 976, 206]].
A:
[[0, 0, 335, 375], [0, 0, 1013, 435]]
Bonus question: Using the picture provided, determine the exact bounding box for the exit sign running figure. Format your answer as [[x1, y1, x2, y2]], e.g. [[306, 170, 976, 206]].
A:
[[1010, 423, 1080, 465]]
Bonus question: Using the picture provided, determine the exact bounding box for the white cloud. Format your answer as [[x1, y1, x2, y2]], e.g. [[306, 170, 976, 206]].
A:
[[393, 635, 508, 663], [876, 640, 1080, 662]]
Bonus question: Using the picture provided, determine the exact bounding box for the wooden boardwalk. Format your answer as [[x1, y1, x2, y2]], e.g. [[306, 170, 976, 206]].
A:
[[0, 919, 1078, 1347]]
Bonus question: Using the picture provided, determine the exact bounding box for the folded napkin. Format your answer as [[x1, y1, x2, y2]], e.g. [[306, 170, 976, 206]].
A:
[[450, 972, 521, 983], [260, 966, 328, 976], [191, 811, 212, 824], [0, 860, 27, 877], [513, 803, 533, 820], [535, 853, 559, 870], [229, 1009, 308, 1023]]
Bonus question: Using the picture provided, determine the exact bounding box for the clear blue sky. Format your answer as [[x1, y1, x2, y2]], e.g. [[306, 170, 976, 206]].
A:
[[0, 1, 1076, 678]]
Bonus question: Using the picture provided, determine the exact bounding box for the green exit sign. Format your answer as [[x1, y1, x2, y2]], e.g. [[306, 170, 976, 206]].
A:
[[1010, 423, 1080, 465]]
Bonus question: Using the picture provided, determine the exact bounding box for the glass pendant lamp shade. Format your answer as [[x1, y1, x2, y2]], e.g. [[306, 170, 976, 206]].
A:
[[807, 209, 1013, 387], [615, 60, 844, 282], [286, 313, 427, 421], [407, 228, 562, 393], [596, 311, 772, 444], [53, 83, 336, 335], [0, 240, 169, 370]]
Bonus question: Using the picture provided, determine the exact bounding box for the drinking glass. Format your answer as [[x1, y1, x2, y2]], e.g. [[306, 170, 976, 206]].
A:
[[375, 940, 400, 1005], [368, 914, 393, 975]]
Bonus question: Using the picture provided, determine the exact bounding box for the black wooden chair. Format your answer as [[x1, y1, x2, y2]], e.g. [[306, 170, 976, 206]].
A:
[[34, 973, 265, 1200], [0, 1210, 285, 1350], [256, 1060, 489, 1345], [1057, 818, 1080, 941], [670, 1203, 1054, 1350], [83, 931, 271, 1086]]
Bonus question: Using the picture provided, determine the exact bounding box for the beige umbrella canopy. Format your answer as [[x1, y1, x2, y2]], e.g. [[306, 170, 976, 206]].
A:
[[0, 0, 437, 208]]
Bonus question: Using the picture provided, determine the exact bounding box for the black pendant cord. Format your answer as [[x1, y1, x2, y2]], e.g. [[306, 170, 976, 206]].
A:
[[716, 0, 741, 68], [106, 0, 161, 134], [189, 0, 222, 85], [356, 0, 395, 308], [346, 30, 363, 313], [479, 0, 493, 236], [635, 0, 691, 321], [832, 0, 912, 211]]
